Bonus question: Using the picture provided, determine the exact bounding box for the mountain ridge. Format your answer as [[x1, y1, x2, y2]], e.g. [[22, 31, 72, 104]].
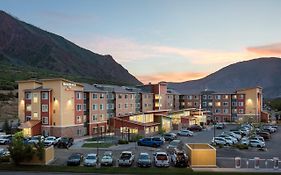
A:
[[0, 10, 141, 86], [169, 57, 281, 98]]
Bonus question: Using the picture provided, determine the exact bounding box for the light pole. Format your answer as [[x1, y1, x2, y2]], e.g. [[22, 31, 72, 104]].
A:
[[96, 124, 99, 157]]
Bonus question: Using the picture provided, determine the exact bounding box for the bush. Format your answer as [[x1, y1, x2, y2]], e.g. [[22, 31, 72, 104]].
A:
[[118, 139, 129, 144], [236, 144, 249, 149], [129, 134, 143, 142], [0, 155, 10, 162]]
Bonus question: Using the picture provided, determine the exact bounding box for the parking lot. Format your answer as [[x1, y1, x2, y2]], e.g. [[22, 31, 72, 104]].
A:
[[1, 124, 280, 169]]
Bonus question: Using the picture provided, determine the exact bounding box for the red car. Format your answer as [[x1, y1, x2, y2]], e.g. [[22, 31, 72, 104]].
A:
[[188, 125, 202, 131]]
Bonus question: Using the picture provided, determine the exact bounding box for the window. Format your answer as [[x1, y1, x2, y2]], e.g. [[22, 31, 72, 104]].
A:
[[208, 95, 213, 99], [100, 104, 104, 110], [215, 102, 221, 107], [239, 109, 244, 114], [76, 92, 81, 99], [239, 94, 244, 99], [26, 116, 31, 121], [42, 117, 48, 124], [100, 93, 104, 99], [223, 102, 228, 106], [26, 104, 32, 111], [76, 104, 82, 111], [130, 104, 133, 108], [76, 129, 82, 136], [232, 109, 237, 113], [76, 116, 82, 123], [145, 128, 149, 134], [224, 95, 229, 99], [92, 115, 97, 121], [33, 93, 38, 103], [238, 102, 244, 107], [208, 102, 213, 106], [33, 112, 38, 118], [232, 102, 237, 106], [83, 93, 87, 99], [118, 104, 121, 108], [215, 109, 221, 113], [107, 93, 114, 99], [223, 109, 229, 114], [93, 104, 97, 110], [215, 95, 221, 100], [93, 93, 98, 99], [203, 95, 207, 100], [125, 94, 128, 99], [93, 127, 97, 134], [194, 102, 198, 106], [125, 103, 128, 108], [202, 102, 207, 107], [144, 103, 147, 107], [83, 104, 87, 111], [118, 94, 122, 99], [100, 114, 104, 120], [41, 104, 48, 112], [25, 92, 32, 100], [130, 94, 133, 99], [41, 92, 48, 100], [232, 95, 237, 99], [188, 95, 192, 100], [194, 95, 198, 99]]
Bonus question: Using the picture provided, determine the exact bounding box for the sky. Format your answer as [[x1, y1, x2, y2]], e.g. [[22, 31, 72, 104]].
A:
[[1, 0, 281, 84]]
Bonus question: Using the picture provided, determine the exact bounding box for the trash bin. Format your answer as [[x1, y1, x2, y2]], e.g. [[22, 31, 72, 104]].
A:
[[235, 157, 241, 168]]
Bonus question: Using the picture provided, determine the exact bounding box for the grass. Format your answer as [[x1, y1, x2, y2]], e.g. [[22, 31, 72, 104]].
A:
[[82, 143, 113, 148], [0, 164, 279, 175]]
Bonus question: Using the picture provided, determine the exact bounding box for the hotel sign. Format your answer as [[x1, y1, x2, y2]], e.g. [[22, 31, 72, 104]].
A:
[[62, 82, 76, 87]]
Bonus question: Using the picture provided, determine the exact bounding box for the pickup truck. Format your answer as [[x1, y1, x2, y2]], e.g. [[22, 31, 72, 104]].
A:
[[137, 137, 164, 147], [118, 151, 135, 166], [57, 137, 74, 149], [171, 149, 188, 167]]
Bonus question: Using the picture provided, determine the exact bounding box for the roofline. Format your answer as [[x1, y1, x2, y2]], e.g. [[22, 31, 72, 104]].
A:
[[39, 78, 84, 87], [16, 80, 42, 84], [236, 86, 263, 92]]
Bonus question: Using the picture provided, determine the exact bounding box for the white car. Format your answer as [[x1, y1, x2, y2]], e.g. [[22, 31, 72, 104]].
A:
[[154, 152, 170, 167], [118, 151, 134, 166], [101, 151, 113, 166], [212, 137, 226, 145], [0, 135, 12, 145], [83, 153, 98, 166], [222, 132, 241, 140], [250, 136, 265, 143], [240, 137, 249, 145], [28, 135, 44, 144], [249, 140, 265, 148], [177, 130, 193, 136], [218, 135, 237, 144], [44, 136, 61, 146]]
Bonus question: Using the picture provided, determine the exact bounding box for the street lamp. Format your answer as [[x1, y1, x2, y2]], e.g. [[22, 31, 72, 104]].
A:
[[96, 124, 99, 157]]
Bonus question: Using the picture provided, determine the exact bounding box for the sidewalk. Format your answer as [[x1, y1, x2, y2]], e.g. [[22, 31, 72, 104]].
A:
[[193, 168, 281, 173]]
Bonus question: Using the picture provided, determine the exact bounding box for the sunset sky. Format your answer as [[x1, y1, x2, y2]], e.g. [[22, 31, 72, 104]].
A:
[[1, 0, 281, 84]]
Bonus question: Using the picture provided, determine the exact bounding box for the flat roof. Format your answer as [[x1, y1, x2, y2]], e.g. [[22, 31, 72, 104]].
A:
[[16, 79, 42, 84], [186, 143, 215, 150]]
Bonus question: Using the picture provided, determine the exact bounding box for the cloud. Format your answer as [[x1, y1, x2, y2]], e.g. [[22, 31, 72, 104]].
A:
[[137, 71, 208, 84], [247, 43, 281, 55]]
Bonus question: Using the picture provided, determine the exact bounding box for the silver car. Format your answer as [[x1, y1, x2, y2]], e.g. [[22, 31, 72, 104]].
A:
[[154, 152, 169, 167], [83, 153, 98, 167], [101, 151, 113, 166]]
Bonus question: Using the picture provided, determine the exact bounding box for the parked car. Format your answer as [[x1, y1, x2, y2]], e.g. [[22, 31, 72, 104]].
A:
[[256, 132, 271, 140], [249, 140, 265, 148], [44, 136, 61, 147], [118, 151, 135, 166], [215, 123, 225, 129], [137, 152, 152, 167], [154, 152, 170, 167], [101, 151, 113, 166], [163, 133, 177, 141], [0, 135, 12, 145], [57, 137, 74, 148], [67, 153, 84, 166], [28, 135, 44, 144], [166, 139, 184, 153], [262, 126, 276, 133], [137, 137, 164, 147], [188, 125, 202, 132], [240, 137, 249, 145], [177, 129, 193, 136], [83, 153, 98, 167], [222, 131, 241, 140], [218, 135, 237, 144], [249, 136, 265, 143], [171, 149, 188, 167], [212, 137, 227, 145]]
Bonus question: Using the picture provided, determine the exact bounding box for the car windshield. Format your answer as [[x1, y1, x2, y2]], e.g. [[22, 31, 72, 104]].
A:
[[120, 153, 131, 159], [61, 138, 68, 142], [139, 154, 149, 159], [46, 137, 55, 141], [104, 152, 112, 156], [156, 154, 167, 160], [152, 138, 161, 141], [103, 155, 111, 159], [70, 155, 80, 159], [86, 155, 96, 159], [170, 141, 179, 146]]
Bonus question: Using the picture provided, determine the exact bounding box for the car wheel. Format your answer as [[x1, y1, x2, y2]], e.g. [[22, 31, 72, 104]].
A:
[[153, 144, 157, 148], [257, 145, 261, 148]]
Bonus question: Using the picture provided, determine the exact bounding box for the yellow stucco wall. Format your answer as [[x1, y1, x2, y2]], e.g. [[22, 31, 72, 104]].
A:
[[18, 81, 42, 122], [237, 87, 262, 116]]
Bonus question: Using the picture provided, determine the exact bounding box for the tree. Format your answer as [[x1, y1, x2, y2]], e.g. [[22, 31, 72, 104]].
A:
[[8, 132, 34, 165]]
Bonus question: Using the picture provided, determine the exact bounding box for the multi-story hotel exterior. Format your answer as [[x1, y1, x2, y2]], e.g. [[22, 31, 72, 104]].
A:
[[18, 78, 263, 138]]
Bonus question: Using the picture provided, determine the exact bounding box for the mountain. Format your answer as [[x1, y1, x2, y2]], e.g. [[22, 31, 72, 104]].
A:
[[0, 10, 141, 88], [169, 57, 281, 99]]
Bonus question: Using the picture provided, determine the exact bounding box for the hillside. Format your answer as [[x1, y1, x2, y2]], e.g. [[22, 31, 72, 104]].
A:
[[0, 10, 141, 88], [169, 57, 281, 98]]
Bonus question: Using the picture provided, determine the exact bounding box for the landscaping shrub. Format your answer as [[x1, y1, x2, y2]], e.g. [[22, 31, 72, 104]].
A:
[[236, 144, 248, 150], [129, 134, 143, 142], [118, 139, 129, 144]]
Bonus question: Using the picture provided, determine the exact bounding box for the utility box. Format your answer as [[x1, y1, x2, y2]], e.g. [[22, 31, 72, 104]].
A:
[[185, 143, 216, 168]]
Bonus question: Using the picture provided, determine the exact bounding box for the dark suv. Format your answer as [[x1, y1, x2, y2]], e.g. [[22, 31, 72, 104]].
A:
[[171, 149, 188, 167], [188, 125, 202, 132], [137, 137, 164, 147], [57, 137, 74, 148]]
